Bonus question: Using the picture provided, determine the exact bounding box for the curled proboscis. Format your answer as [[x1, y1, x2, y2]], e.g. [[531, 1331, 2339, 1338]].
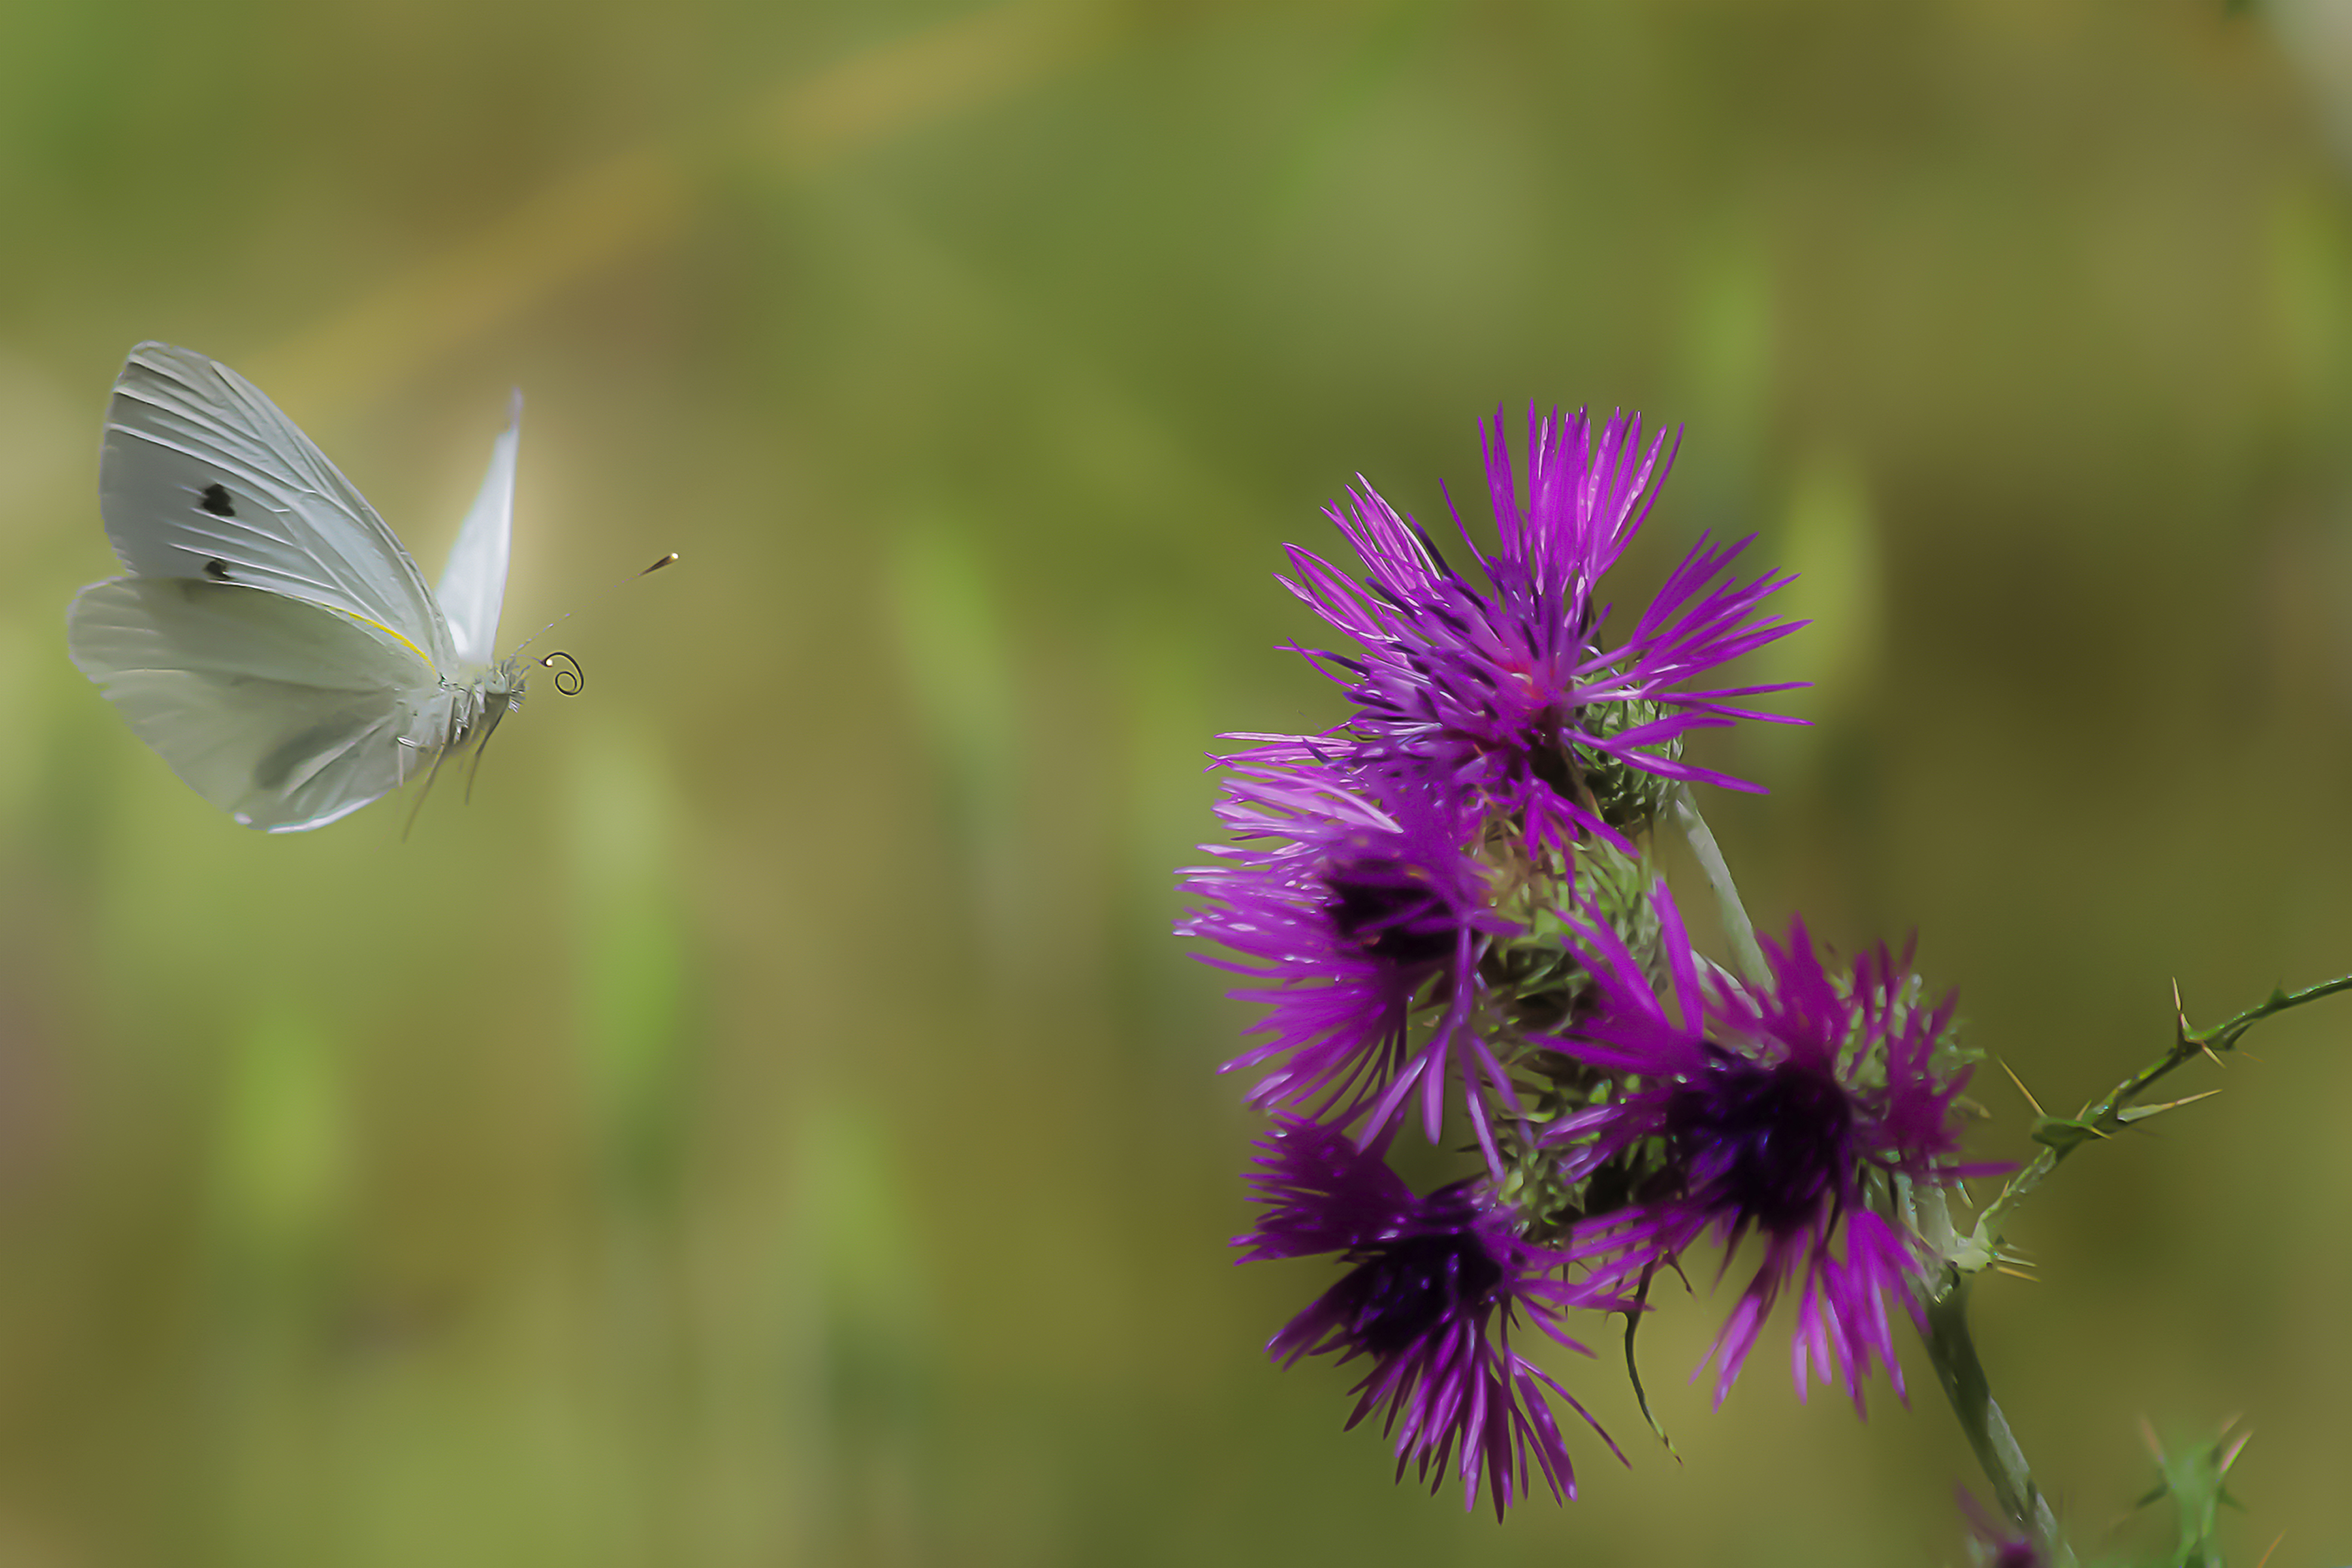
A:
[[540, 650, 585, 696]]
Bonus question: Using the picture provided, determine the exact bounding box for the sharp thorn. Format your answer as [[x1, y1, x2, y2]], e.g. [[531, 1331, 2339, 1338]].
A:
[[1997, 1058, 2046, 1118], [2118, 1088, 2224, 1124]]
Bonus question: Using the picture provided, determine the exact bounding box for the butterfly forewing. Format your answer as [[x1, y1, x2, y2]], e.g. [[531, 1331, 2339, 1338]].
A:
[[436, 394, 519, 667], [99, 342, 457, 670]]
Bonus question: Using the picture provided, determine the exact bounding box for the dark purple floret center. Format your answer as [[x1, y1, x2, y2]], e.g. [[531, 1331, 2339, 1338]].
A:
[[1335, 1229, 1505, 1356], [1324, 859, 1457, 968], [1664, 1055, 1854, 1232]]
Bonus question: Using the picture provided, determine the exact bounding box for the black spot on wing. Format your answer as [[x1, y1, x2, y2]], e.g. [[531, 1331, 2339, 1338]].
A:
[[204, 559, 232, 581], [198, 483, 236, 518]]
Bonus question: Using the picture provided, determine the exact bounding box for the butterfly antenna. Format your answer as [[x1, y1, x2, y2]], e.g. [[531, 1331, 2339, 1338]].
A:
[[508, 553, 679, 661]]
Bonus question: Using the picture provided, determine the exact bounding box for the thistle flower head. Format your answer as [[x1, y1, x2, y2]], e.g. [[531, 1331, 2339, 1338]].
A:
[[1543, 883, 1992, 1410], [1235, 1117, 1626, 1517], [1177, 765, 1525, 1156], [1232, 407, 1803, 853]]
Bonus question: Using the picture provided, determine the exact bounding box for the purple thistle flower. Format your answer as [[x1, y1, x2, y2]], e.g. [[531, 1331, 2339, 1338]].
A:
[[1177, 764, 1524, 1159], [1230, 406, 1804, 854], [1235, 1116, 1625, 1517], [1542, 883, 1997, 1411]]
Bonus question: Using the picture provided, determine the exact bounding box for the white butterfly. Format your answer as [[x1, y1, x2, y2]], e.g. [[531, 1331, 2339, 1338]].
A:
[[66, 342, 532, 831]]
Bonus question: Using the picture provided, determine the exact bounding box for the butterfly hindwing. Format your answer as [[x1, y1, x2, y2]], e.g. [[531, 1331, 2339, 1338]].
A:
[[66, 577, 448, 832]]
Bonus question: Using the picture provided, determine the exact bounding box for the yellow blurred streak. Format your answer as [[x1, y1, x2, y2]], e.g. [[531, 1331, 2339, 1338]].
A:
[[251, 146, 685, 412], [755, 0, 1111, 167], [253, 0, 1117, 410]]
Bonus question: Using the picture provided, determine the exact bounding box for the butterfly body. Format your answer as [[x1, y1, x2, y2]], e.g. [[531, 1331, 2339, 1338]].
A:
[[67, 342, 528, 831]]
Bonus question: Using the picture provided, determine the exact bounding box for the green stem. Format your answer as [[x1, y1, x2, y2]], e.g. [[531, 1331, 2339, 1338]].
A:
[[1967, 971, 2352, 1253], [1921, 1266, 2071, 1561], [1670, 787, 1768, 986]]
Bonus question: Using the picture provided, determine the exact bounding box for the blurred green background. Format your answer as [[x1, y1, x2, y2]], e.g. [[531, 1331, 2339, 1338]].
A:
[[4, 0, 2352, 1563]]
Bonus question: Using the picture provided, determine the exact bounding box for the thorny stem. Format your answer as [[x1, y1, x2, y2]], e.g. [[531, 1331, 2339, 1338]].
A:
[[1918, 969, 2352, 1555], [1963, 971, 2352, 1256]]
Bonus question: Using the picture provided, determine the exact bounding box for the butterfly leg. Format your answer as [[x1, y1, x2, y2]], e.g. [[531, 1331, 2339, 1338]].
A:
[[400, 707, 462, 841]]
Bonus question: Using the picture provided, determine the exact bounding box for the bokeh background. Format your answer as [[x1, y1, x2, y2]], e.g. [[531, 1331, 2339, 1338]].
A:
[[4, 1, 2352, 1563]]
